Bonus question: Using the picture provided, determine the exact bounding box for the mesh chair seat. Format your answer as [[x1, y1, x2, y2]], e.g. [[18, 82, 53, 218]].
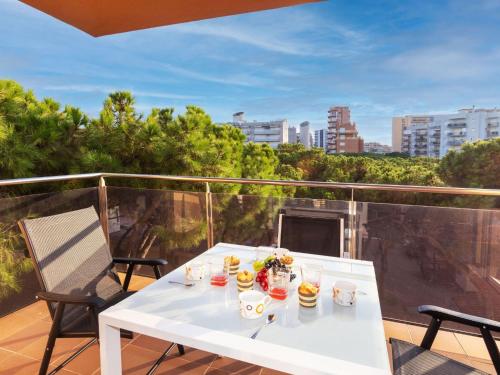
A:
[[59, 291, 134, 334], [391, 338, 487, 375]]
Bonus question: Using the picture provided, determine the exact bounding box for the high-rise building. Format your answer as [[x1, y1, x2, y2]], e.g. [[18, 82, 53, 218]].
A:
[[230, 112, 289, 148], [314, 129, 328, 151], [327, 106, 364, 153], [288, 126, 298, 144], [392, 108, 500, 158], [364, 142, 392, 154], [299, 121, 312, 148]]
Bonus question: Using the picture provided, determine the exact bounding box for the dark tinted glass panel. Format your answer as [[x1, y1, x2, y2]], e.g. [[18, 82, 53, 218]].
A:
[[107, 187, 208, 276], [357, 201, 500, 333], [280, 215, 342, 257]]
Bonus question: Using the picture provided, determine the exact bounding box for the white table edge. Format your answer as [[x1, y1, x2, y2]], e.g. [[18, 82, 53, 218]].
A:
[[99, 308, 390, 375]]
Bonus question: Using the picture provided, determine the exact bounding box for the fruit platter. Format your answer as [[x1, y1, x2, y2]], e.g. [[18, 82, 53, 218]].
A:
[[252, 255, 296, 292]]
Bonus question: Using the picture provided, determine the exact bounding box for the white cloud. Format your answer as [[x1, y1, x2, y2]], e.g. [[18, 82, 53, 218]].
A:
[[158, 63, 270, 87], [386, 45, 500, 80], [169, 7, 371, 58], [44, 84, 199, 99]]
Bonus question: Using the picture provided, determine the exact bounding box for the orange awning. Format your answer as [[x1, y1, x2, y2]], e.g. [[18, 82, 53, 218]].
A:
[[20, 0, 321, 37]]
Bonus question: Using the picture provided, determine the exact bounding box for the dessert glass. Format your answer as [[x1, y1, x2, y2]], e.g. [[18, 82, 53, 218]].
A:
[[268, 269, 290, 300], [300, 264, 323, 291], [209, 257, 229, 286]]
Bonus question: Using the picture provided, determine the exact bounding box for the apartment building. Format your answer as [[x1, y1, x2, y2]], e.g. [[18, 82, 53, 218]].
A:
[[392, 108, 500, 158], [327, 106, 364, 153], [231, 112, 288, 148], [288, 126, 298, 144], [299, 121, 312, 148], [314, 129, 328, 151], [364, 142, 392, 154]]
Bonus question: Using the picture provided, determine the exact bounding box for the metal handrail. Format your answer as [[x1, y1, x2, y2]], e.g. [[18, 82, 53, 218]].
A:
[[0, 172, 499, 196]]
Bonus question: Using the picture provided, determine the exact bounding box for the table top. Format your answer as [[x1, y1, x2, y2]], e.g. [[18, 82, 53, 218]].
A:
[[100, 243, 390, 375]]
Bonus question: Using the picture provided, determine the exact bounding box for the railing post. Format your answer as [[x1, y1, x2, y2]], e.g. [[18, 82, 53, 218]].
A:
[[205, 182, 214, 249], [347, 189, 357, 259], [98, 176, 110, 244]]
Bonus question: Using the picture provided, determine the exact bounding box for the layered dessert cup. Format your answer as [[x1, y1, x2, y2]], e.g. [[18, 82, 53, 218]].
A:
[[237, 270, 254, 292], [280, 255, 294, 271], [225, 255, 240, 276], [298, 282, 318, 308]]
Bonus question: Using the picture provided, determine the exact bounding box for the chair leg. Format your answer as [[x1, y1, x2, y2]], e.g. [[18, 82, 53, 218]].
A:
[[122, 263, 135, 291], [420, 317, 441, 350], [177, 344, 185, 355], [479, 327, 500, 374], [40, 303, 65, 375], [40, 330, 57, 375], [146, 342, 175, 375], [153, 265, 162, 279]]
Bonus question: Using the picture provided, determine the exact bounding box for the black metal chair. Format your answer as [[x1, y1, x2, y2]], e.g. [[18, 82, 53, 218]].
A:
[[390, 305, 500, 375], [19, 206, 184, 375]]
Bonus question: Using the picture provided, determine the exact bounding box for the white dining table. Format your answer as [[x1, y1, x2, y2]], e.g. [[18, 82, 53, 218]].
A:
[[99, 243, 391, 375]]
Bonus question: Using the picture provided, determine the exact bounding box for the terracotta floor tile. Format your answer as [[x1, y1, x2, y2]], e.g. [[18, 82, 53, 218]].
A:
[[181, 346, 217, 365], [130, 334, 172, 354], [0, 351, 57, 375], [54, 341, 101, 375], [468, 359, 496, 374], [455, 332, 498, 361], [22, 335, 87, 362], [121, 344, 163, 375], [233, 365, 262, 374], [13, 300, 51, 320], [210, 356, 259, 373], [156, 357, 210, 374], [0, 319, 51, 353], [260, 368, 289, 375], [0, 311, 38, 342], [383, 320, 412, 342], [407, 324, 466, 354]]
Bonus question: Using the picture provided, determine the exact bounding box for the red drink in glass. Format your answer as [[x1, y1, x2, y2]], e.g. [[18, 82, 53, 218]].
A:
[[268, 269, 290, 300], [269, 287, 288, 300], [210, 275, 228, 286], [209, 257, 229, 287]]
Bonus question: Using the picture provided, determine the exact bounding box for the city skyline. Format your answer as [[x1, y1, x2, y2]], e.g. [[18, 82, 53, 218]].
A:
[[1, 0, 500, 144]]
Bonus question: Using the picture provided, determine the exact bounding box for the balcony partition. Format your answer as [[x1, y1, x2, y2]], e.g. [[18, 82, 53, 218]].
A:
[[0, 173, 498, 337]]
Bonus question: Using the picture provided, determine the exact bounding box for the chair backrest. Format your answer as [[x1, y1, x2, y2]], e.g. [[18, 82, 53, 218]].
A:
[[278, 212, 344, 257], [19, 206, 123, 306]]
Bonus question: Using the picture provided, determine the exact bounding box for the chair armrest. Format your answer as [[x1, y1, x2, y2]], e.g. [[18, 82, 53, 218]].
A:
[[113, 257, 168, 266], [418, 305, 500, 332], [36, 291, 102, 306]]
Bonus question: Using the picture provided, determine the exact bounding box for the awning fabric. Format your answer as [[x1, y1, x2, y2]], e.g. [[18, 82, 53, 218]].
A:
[[20, 0, 321, 37]]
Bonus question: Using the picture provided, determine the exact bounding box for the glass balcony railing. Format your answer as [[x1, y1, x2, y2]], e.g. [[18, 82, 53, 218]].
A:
[[0, 173, 499, 337]]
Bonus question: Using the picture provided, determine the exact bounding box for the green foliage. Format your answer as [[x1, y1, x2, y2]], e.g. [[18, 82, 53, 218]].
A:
[[439, 138, 500, 188], [0, 223, 32, 299]]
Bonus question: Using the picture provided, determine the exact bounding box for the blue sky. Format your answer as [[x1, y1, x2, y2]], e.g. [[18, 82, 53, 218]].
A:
[[1, 0, 500, 144]]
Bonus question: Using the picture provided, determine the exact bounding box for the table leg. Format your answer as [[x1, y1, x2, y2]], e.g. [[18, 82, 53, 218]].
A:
[[99, 320, 122, 374]]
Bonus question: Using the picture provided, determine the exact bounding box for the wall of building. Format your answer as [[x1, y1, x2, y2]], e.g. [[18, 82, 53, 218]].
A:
[[392, 108, 500, 158], [314, 129, 328, 151], [327, 106, 364, 153], [231, 112, 289, 148]]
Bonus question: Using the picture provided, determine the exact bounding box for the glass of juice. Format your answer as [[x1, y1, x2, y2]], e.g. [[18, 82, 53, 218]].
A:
[[209, 257, 229, 286], [300, 264, 323, 291], [268, 269, 290, 300]]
